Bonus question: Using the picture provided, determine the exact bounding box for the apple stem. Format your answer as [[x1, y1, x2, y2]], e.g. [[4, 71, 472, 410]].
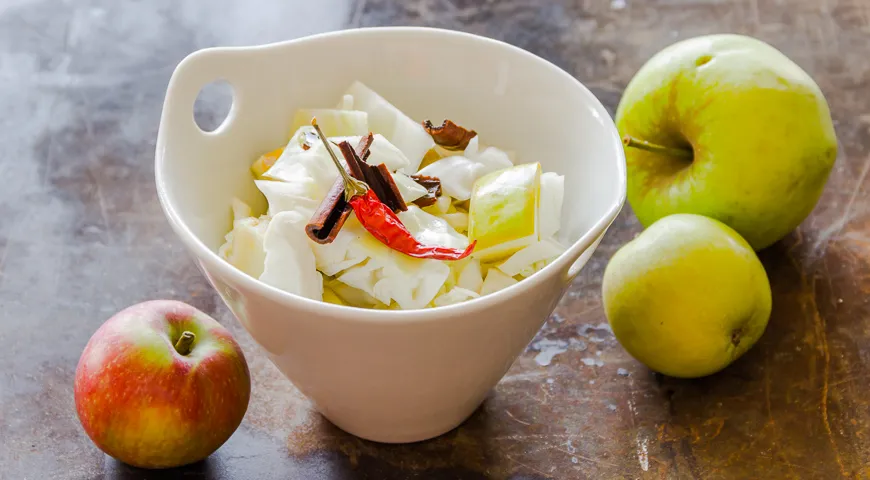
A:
[[174, 331, 196, 356], [622, 136, 693, 160]]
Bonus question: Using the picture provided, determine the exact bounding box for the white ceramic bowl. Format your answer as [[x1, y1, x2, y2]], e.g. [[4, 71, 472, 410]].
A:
[[156, 27, 625, 443]]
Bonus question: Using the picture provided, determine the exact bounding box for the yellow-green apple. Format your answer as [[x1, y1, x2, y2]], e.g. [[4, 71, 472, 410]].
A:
[[74, 300, 251, 468], [615, 34, 837, 250], [602, 214, 772, 378]]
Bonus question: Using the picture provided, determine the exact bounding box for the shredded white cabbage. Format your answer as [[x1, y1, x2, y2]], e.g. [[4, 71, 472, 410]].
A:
[[291, 108, 368, 137], [218, 82, 569, 310], [440, 212, 469, 232], [261, 142, 338, 193], [260, 211, 323, 301], [416, 156, 481, 201], [310, 216, 374, 276], [433, 287, 480, 307], [366, 134, 412, 172], [539, 172, 565, 239], [416, 137, 513, 201], [218, 215, 270, 279], [231, 198, 252, 222], [498, 238, 567, 277], [398, 206, 468, 251], [393, 172, 428, 204], [480, 268, 519, 296], [254, 180, 320, 218], [325, 133, 412, 172], [338, 252, 450, 310], [337, 94, 354, 111], [345, 81, 434, 172], [456, 258, 483, 293]]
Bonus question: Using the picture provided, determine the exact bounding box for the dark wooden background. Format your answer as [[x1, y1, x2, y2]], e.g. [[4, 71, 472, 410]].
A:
[[1, 0, 868, 478]]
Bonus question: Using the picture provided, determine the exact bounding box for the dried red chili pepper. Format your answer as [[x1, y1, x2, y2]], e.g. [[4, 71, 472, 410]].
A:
[[311, 118, 475, 261], [349, 190, 476, 261]]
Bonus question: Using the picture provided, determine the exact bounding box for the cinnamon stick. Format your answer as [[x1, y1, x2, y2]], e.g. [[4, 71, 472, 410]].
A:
[[305, 135, 374, 244], [355, 133, 374, 162], [305, 133, 408, 244], [305, 184, 351, 244], [376, 163, 406, 213], [337, 140, 406, 213]]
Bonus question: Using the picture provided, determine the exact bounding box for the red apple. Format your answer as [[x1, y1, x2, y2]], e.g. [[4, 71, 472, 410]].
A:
[[74, 300, 251, 469]]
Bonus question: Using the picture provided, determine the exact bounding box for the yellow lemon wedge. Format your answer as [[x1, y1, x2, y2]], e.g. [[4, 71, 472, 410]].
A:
[[468, 162, 541, 262]]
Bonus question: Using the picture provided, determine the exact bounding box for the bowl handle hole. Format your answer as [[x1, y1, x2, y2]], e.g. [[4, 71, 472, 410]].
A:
[[193, 80, 235, 134]]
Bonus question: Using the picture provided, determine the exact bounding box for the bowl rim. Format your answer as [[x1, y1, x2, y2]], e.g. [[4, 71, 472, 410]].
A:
[[155, 26, 626, 324]]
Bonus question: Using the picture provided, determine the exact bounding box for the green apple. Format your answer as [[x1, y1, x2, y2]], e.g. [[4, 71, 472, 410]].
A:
[[602, 214, 772, 378], [615, 34, 837, 250]]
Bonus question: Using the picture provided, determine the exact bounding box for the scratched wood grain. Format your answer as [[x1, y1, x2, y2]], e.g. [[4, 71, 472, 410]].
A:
[[0, 0, 868, 479]]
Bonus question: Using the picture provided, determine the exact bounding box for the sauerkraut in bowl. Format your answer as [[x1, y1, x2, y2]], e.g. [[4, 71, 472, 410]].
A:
[[219, 81, 567, 310]]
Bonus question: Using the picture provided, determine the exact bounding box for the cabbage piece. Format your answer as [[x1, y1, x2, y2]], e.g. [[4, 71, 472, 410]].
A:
[[317, 210, 451, 310], [322, 286, 346, 306], [465, 136, 513, 172], [480, 268, 518, 296], [456, 258, 483, 293], [326, 133, 411, 172], [218, 215, 270, 279], [497, 238, 567, 277], [291, 108, 368, 137], [254, 180, 320, 218], [539, 172, 565, 238], [416, 138, 513, 201], [259, 211, 323, 301], [522, 260, 551, 279], [218, 199, 269, 278], [433, 195, 452, 214], [256, 172, 323, 201], [393, 172, 428, 204], [344, 81, 434, 173], [252, 126, 327, 180], [262, 143, 338, 194], [310, 216, 372, 276], [433, 287, 480, 307], [398, 205, 469, 250], [367, 134, 411, 172], [422, 195, 452, 216], [337, 259, 386, 304], [324, 277, 384, 308], [442, 265, 458, 293], [462, 136, 480, 156], [416, 156, 482, 201], [231, 198, 253, 222], [336, 248, 450, 310], [337, 94, 354, 110], [374, 255, 449, 310], [440, 212, 469, 232]]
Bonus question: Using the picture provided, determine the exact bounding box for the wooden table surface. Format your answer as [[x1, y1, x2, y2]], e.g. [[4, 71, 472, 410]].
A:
[[2, 0, 869, 478]]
